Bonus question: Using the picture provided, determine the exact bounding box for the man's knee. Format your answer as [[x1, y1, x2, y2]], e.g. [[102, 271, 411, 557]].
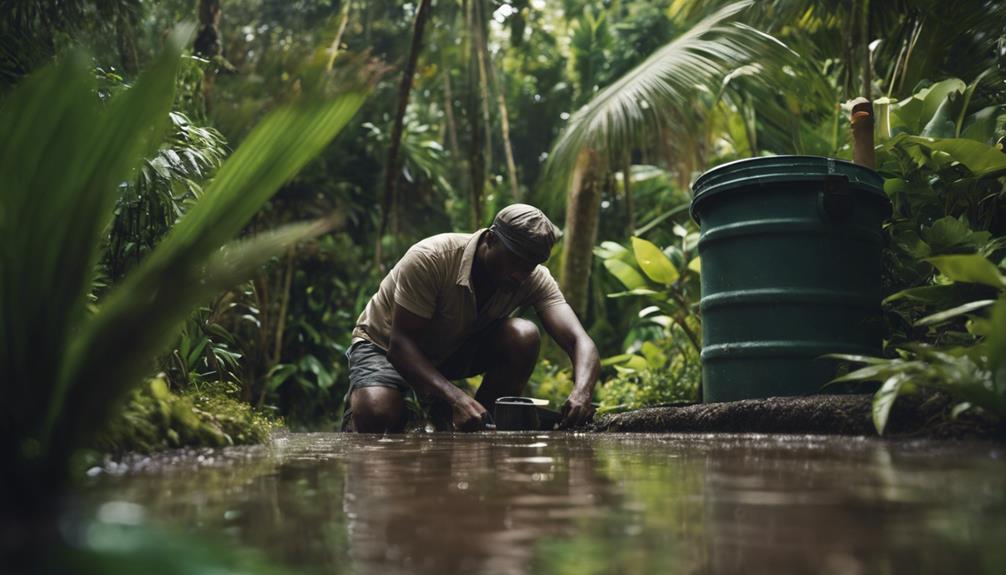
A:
[[499, 318, 540, 361], [350, 387, 405, 433]]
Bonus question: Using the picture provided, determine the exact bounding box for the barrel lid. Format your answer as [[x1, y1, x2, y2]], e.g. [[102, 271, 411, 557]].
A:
[[690, 156, 887, 222]]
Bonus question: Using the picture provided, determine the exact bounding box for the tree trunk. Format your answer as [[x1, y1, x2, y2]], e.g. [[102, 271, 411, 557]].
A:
[[471, 0, 520, 201], [442, 68, 460, 157], [483, 25, 521, 202], [194, 0, 222, 113], [622, 152, 634, 235], [115, 9, 139, 77], [376, 0, 432, 264], [471, 0, 494, 183], [560, 149, 603, 318], [465, 0, 485, 228]]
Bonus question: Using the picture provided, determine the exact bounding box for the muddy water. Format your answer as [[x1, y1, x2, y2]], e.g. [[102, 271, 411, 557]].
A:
[[85, 433, 1006, 574]]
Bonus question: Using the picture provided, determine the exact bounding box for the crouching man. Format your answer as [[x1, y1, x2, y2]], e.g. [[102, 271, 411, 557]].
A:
[[345, 204, 599, 432]]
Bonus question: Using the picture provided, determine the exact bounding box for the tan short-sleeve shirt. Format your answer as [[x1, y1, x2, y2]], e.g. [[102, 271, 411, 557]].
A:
[[351, 229, 566, 365]]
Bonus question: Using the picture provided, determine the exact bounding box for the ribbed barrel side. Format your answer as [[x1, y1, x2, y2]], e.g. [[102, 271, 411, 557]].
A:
[[692, 157, 889, 403]]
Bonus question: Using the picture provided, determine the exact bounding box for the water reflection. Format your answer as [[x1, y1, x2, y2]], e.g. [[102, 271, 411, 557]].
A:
[[342, 434, 613, 574], [85, 433, 1006, 574]]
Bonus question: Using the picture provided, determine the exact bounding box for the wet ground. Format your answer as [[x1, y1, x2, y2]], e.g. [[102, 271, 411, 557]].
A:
[[84, 432, 1006, 574]]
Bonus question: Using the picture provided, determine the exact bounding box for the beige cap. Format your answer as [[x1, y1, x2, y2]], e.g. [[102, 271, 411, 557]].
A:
[[489, 204, 559, 264]]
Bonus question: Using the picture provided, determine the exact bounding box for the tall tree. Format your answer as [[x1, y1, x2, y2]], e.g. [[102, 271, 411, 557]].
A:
[[482, 17, 522, 201], [115, 4, 139, 76], [560, 149, 604, 316], [194, 0, 222, 112], [376, 0, 432, 263], [465, 0, 491, 227]]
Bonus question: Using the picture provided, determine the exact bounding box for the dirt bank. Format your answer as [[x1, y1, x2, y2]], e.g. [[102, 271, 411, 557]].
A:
[[590, 394, 1004, 440]]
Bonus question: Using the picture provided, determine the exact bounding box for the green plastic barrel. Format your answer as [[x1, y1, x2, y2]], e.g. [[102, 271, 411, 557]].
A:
[[690, 156, 891, 403]]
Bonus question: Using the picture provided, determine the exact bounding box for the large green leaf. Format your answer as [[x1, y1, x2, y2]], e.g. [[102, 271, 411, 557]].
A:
[[603, 259, 649, 291], [926, 254, 1006, 289], [899, 136, 1006, 178], [922, 216, 991, 255], [607, 288, 660, 298], [640, 341, 667, 370], [883, 284, 970, 306], [961, 105, 1005, 144], [920, 79, 965, 132], [894, 78, 964, 133], [631, 237, 679, 286], [873, 373, 911, 435], [1, 36, 183, 444], [42, 70, 367, 451], [920, 96, 959, 138], [985, 300, 1006, 391], [914, 300, 996, 327], [593, 240, 631, 261]]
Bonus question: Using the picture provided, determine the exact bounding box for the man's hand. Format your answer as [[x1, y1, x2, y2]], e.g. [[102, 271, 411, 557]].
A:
[[450, 392, 489, 431], [559, 390, 595, 429], [540, 304, 600, 430]]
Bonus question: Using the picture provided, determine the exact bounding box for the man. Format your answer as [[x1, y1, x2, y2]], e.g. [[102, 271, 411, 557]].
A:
[[345, 203, 599, 433]]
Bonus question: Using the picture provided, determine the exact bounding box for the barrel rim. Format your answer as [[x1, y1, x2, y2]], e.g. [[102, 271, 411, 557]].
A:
[[689, 155, 890, 222]]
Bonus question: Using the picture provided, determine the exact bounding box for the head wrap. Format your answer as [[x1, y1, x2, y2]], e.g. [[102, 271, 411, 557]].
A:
[[489, 203, 560, 264]]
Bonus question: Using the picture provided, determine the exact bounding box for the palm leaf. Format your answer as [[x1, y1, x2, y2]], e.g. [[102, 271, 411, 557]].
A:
[[542, 0, 797, 206], [0, 30, 368, 460], [0, 33, 183, 446], [47, 91, 366, 452]]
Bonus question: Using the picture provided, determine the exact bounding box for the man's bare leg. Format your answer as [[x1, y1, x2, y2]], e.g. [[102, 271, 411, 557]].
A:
[[474, 318, 541, 412], [350, 387, 406, 433]]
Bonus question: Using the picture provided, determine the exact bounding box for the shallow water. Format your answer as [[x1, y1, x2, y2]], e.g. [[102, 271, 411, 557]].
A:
[[84, 432, 1006, 574]]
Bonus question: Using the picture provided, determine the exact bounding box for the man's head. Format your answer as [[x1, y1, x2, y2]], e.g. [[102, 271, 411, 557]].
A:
[[481, 204, 559, 292]]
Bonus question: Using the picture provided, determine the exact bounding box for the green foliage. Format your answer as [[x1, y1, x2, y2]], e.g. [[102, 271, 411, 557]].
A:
[[105, 109, 229, 281], [0, 33, 368, 505], [828, 76, 1006, 433], [98, 376, 279, 454], [598, 340, 700, 413], [597, 226, 702, 353], [832, 340, 1006, 435], [545, 0, 802, 204], [591, 226, 703, 410], [527, 358, 576, 407]]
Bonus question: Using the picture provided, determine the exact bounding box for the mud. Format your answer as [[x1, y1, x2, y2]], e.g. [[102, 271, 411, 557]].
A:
[[591, 393, 1005, 439]]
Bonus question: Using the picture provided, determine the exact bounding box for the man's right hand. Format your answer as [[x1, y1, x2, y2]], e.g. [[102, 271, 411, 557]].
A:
[[450, 393, 488, 431]]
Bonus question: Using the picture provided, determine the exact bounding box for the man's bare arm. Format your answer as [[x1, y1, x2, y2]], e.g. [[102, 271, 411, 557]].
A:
[[386, 303, 487, 430], [539, 303, 600, 428]]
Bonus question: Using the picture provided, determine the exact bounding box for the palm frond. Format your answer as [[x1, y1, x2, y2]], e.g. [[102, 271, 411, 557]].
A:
[[48, 89, 366, 452], [0, 33, 183, 446], [543, 0, 797, 206], [0, 29, 368, 465]]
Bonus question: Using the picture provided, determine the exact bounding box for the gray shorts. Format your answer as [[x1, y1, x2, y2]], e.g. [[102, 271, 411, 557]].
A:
[[342, 330, 499, 431], [345, 332, 493, 397]]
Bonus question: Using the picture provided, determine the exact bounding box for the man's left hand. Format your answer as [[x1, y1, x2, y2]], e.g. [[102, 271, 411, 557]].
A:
[[559, 391, 595, 429]]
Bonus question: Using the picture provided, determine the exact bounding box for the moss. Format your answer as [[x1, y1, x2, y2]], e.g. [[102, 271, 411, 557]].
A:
[[96, 376, 281, 455], [183, 381, 279, 445]]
